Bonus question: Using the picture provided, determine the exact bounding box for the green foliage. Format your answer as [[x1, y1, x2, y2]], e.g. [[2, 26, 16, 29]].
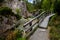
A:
[[33, 0, 56, 12], [49, 15, 60, 40], [16, 8, 20, 14], [33, 0, 43, 9], [16, 30, 26, 40], [0, 37, 5, 40], [16, 30, 22, 38], [49, 14, 57, 26], [15, 14, 21, 20], [15, 8, 22, 20], [50, 27, 60, 40], [0, 7, 21, 20], [0, 7, 12, 15], [0, 0, 4, 3], [50, 0, 55, 11], [54, 0, 60, 15], [26, 1, 35, 12], [15, 8, 21, 15], [50, 24, 60, 40], [17, 38, 26, 40], [41, 0, 51, 10]]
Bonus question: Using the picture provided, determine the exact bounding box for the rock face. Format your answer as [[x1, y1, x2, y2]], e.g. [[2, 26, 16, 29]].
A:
[[0, 14, 18, 35], [0, 13, 20, 40], [4, 0, 28, 18]]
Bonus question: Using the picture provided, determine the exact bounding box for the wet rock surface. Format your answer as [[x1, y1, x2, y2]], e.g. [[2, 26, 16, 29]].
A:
[[0, 14, 18, 35]]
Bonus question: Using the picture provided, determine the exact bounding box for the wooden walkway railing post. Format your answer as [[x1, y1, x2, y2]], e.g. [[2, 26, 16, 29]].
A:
[[22, 10, 54, 38], [23, 30, 26, 38], [29, 22, 32, 31], [2, 10, 52, 39], [22, 11, 48, 38]]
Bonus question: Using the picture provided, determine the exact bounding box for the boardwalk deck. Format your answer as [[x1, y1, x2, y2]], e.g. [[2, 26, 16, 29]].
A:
[[28, 14, 55, 40], [29, 28, 49, 40]]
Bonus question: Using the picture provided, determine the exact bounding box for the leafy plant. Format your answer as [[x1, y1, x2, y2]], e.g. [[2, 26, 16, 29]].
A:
[[26, 1, 35, 12], [49, 15, 60, 40], [41, 0, 51, 10], [16, 30, 26, 40], [0, 0, 4, 3], [0, 7, 12, 15], [16, 8, 21, 14], [54, 0, 60, 15], [0, 7, 21, 20]]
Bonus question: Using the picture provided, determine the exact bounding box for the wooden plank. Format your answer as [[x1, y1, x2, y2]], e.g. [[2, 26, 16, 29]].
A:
[[23, 11, 46, 27]]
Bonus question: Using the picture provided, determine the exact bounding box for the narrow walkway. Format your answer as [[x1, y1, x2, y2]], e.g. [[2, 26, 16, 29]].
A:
[[29, 14, 55, 40], [39, 14, 55, 28], [29, 28, 49, 40]]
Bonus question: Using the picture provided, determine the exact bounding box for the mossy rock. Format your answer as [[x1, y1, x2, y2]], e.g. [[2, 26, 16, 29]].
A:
[[0, 7, 21, 20], [0, 7, 22, 40]]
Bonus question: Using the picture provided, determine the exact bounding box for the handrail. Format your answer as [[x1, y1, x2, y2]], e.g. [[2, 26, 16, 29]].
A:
[[1, 10, 52, 38], [23, 11, 46, 27], [22, 11, 51, 38], [0, 19, 21, 35]]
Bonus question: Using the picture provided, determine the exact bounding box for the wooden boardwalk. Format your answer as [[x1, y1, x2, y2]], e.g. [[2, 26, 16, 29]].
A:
[[29, 28, 49, 40], [28, 14, 55, 40]]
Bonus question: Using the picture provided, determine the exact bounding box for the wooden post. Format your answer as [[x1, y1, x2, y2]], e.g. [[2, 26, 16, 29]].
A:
[[23, 30, 26, 38], [38, 17, 40, 27], [29, 22, 32, 31]]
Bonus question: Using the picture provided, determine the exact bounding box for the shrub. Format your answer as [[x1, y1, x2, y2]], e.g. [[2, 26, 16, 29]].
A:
[[5, 30, 22, 40], [49, 15, 60, 40], [0, 0, 4, 3], [16, 30, 26, 40], [54, 0, 60, 15], [0, 7, 12, 15], [0, 7, 21, 20], [16, 8, 20, 14], [15, 8, 22, 20]]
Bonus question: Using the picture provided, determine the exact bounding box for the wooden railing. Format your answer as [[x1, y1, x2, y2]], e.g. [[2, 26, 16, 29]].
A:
[[1, 10, 52, 38], [22, 11, 52, 38]]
